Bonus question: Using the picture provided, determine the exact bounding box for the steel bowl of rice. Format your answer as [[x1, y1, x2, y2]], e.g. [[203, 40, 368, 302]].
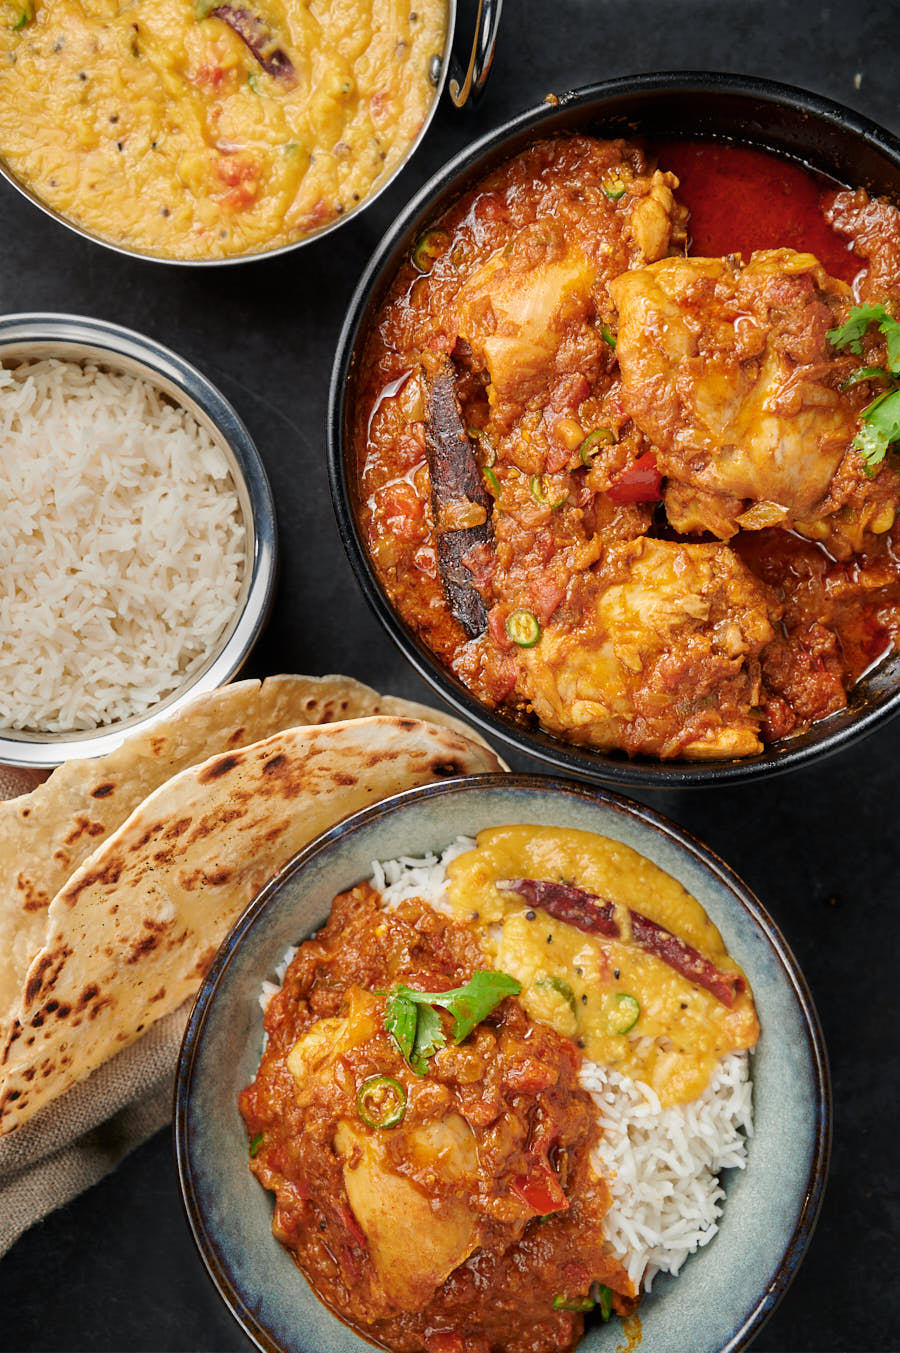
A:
[[175, 773, 830, 1353], [0, 312, 276, 768]]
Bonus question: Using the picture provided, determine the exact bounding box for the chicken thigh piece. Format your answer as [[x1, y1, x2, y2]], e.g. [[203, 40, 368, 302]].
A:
[[286, 989, 481, 1315], [453, 219, 596, 431], [452, 156, 686, 435], [610, 249, 877, 541], [515, 537, 777, 759]]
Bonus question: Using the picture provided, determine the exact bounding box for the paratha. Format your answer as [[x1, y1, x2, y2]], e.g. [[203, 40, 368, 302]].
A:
[[0, 674, 492, 1029], [0, 715, 503, 1135]]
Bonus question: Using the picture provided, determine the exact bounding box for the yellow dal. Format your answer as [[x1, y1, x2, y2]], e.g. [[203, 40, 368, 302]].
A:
[[446, 826, 759, 1106], [0, 0, 444, 259]]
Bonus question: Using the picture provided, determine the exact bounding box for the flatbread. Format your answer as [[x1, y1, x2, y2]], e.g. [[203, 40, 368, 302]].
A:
[[0, 674, 492, 1027], [0, 715, 503, 1135]]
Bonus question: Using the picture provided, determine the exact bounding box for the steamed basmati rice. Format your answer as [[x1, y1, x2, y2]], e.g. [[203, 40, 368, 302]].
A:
[[0, 358, 245, 732], [580, 1051, 752, 1291]]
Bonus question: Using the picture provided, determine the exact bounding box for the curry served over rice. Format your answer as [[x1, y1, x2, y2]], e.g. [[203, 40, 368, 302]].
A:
[[0, 0, 444, 258], [353, 137, 900, 759], [239, 825, 759, 1352]]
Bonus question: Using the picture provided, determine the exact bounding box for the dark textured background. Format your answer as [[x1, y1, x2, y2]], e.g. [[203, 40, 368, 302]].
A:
[[1, 2, 898, 1350]]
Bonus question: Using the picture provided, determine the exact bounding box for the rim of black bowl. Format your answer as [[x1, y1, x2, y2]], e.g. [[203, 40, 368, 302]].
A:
[[174, 772, 832, 1353], [327, 70, 900, 789]]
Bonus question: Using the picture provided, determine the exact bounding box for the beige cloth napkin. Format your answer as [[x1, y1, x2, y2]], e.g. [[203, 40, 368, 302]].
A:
[[0, 765, 189, 1258]]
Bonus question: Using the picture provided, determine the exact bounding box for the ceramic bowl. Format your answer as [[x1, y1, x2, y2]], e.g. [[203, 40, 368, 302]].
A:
[[174, 773, 830, 1353], [0, 313, 276, 768], [328, 71, 900, 788]]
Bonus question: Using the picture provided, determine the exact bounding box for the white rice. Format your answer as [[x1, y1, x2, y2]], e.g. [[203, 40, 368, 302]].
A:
[[0, 358, 245, 732], [373, 840, 754, 1294], [580, 1051, 752, 1292], [373, 836, 475, 908]]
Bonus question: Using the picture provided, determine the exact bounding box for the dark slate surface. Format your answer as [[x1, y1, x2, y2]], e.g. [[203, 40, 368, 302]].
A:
[[1, 2, 898, 1350]]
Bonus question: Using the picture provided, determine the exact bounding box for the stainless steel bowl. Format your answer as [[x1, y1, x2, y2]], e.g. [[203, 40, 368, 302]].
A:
[[0, 0, 502, 267], [0, 313, 277, 768]]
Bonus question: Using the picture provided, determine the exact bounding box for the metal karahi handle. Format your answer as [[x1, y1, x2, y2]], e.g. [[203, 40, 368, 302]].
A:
[[449, 0, 503, 107]]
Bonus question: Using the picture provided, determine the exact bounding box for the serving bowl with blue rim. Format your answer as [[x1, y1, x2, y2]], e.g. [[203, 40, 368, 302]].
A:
[[328, 71, 900, 789], [0, 313, 277, 768], [174, 772, 830, 1353]]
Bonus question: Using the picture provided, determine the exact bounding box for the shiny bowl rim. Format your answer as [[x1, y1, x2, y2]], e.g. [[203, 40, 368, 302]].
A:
[[0, 311, 277, 767], [173, 770, 832, 1353], [0, 2, 459, 268], [327, 69, 900, 789]]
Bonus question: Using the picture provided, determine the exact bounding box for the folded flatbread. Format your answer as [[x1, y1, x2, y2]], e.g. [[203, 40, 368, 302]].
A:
[[0, 714, 502, 1135], [0, 674, 491, 1030]]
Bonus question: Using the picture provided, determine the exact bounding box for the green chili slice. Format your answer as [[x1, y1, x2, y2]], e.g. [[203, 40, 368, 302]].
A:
[[356, 1074, 407, 1128], [553, 1294, 595, 1312], [249, 1132, 263, 1157], [536, 974, 577, 1017], [840, 365, 892, 391], [597, 1285, 613, 1321], [412, 228, 449, 273], [529, 474, 567, 508], [505, 608, 541, 647], [483, 466, 501, 496], [600, 323, 617, 349], [608, 993, 640, 1034], [578, 427, 616, 466], [11, 6, 30, 27], [603, 178, 627, 201]]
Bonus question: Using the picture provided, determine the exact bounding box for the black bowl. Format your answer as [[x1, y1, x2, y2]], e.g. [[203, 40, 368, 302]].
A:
[[327, 72, 900, 789]]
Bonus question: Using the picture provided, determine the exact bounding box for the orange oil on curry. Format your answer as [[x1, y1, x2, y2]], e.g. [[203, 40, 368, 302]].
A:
[[659, 140, 861, 285]]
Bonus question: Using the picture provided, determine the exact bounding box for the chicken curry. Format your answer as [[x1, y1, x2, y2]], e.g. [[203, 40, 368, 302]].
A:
[[354, 136, 900, 759], [239, 824, 759, 1353]]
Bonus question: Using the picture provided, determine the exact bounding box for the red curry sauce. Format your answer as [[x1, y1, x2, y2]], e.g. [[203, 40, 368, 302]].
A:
[[354, 136, 900, 757], [661, 141, 861, 284]]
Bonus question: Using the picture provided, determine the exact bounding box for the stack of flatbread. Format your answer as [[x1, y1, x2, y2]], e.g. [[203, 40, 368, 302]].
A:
[[0, 675, 503, 1250]]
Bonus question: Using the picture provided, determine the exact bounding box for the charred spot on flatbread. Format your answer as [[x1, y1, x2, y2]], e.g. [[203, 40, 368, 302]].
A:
[[198, 754, 241, 783], [64, 817, 105, 845], [16, 874, 50, 913], [432, 759, 465, 776], [23, 946, 72, 1006], [0, 709, 501, 1136], [65, 861, 122, 906]]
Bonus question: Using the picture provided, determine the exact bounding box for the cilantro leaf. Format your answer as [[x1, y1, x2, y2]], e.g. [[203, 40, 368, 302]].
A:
[[827, 303, 900, 473], [853, 388, 900, 475], [411, 1003, 445, 1072], [382, 970, 522, 1075], [383, 991, 417, 1066], [828, 303, 900, 374]]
